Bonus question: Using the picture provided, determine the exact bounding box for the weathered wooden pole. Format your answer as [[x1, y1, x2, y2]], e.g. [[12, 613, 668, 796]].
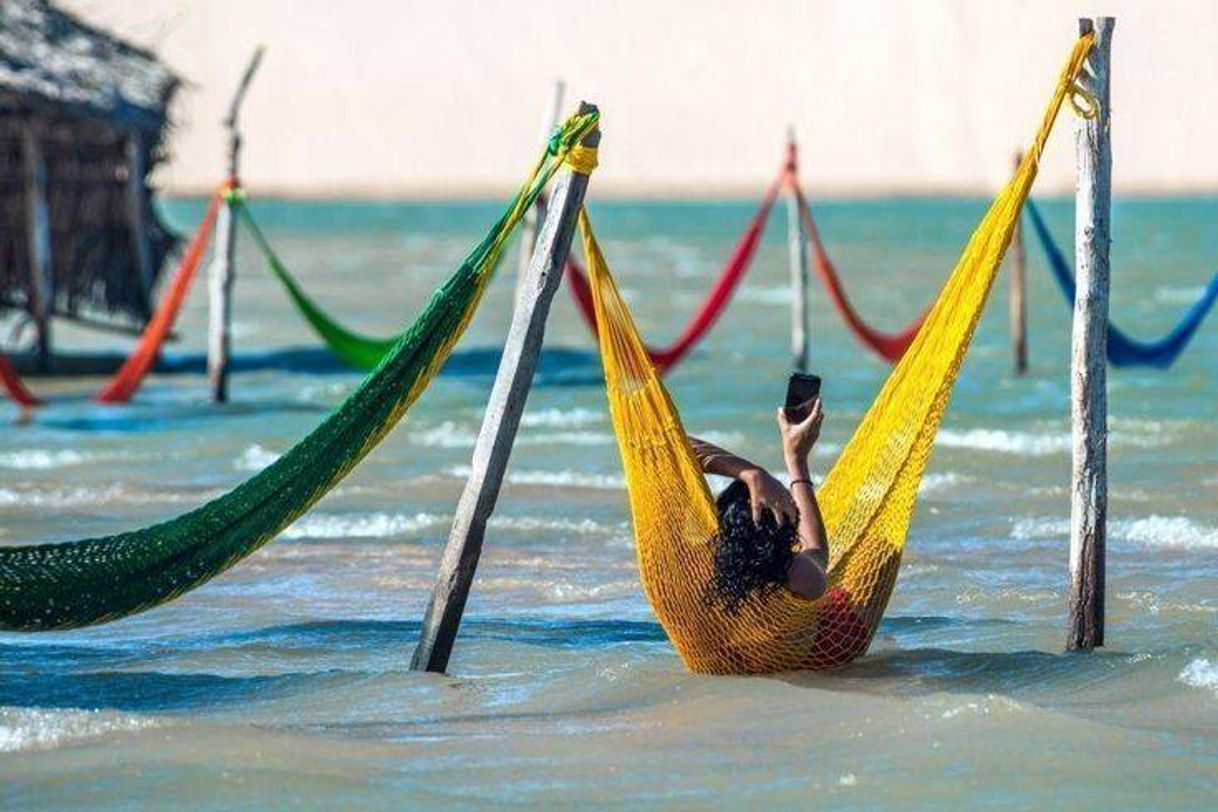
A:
[[207, 46, 264, 403], [20, 124, 53, 372], [785, 129, 810, 372], [1067, 17, 1113, 652], [412, 105, 600, 674], [1009, 150, 1029, 375], [515, 80, 565, 300], [124, 131, 156, 313]]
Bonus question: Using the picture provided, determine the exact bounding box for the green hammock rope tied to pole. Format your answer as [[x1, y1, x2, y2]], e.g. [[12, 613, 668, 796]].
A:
[[0, 109, 600, 632]]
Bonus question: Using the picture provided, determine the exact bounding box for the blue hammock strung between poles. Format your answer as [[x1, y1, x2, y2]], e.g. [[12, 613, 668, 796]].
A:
[[1026, 200, 1218, 368]]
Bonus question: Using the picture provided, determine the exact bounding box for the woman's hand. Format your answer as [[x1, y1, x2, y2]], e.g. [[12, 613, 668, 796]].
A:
[[777, 397, 824, 465], [739, 468, 798, 527]]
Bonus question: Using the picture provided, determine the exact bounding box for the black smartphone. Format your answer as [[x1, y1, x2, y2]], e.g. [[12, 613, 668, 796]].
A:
[[784, 372, 822, 422]]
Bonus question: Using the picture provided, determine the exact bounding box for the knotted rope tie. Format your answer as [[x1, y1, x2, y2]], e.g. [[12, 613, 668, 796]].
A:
[[564, 145, 599, 175], [1068, 81, 1099, 119], [222, 179, 247, 203]]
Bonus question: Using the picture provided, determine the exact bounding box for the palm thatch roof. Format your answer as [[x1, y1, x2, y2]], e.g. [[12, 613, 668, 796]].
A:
[[0, 0, 180, 328]]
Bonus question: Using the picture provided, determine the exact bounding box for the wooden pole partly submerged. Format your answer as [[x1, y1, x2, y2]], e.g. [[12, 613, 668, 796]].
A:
[[207, 46, 265, 403], [20, 125, 53, 372], [412, 104, 600, 674], [125, 132, 156, 314], [1068, 17, 1113, 651], [1010, 149, 1028, 375], [515, 80, 565, 300], [786, 129, 810, 372]]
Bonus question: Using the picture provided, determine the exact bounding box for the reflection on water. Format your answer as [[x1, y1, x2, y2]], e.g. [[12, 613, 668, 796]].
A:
[[2, 197, 1217, 806]]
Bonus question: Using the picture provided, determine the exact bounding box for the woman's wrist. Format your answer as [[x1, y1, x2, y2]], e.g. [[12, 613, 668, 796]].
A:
[[784, 451, 810, 477]]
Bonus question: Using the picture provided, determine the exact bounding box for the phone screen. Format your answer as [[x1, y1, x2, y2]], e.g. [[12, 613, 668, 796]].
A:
[[785, 373, 822, 421]]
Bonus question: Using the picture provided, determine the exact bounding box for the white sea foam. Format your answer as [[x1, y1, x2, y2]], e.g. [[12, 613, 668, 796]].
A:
[[282, 512, 447, 540], [0, 708, 159, 753], [1112, 516, 1218, 550], [490, 516, 613, 535], [410, 421, 613, 448], [1155, 285, 1208, 305], [736, 286, 792, 306], [919, 472, 969, 495], [0, 449, 88, 470], [1011, 514, 1218, 550], [1179, 658, 1218, 695], [0, 485, 221, 508], [1010, 517, 1070, 540], [938, 423, 1172, 457], [938, 428, 1071, 456], [446, 465, 625, 490], [520, 407, 604, 429], [234, 444, 281, 471]]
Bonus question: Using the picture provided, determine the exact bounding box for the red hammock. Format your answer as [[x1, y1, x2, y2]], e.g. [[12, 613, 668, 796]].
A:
[[792, 183, 926, 363], [564, 169, 785, 373], [1, 191, 221, 408]]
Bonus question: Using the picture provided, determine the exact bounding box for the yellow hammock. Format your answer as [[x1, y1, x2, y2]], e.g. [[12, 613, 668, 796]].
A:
[[580, 34, 1095, 674]]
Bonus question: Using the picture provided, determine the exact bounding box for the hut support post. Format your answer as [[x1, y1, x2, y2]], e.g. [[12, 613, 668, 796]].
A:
[[1067, 17, 1113, 652], [208, 46, 265, 403], [515, 80, 565, 300], [124, 133, 155, 311], [20, 125, 53, 371], [412, 106, 600, 674], [785, 130, 810, 372], [1010, 150, 1028, 375]]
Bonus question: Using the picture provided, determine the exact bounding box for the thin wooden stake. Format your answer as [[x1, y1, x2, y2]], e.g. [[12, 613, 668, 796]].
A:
[[786, 129, 810, 372], [207, 46, 265, 403], [124, 132, 155, 313], [515, 80, 565, 300], [1068, 17, 1113, 652], [1010, 149, 1028, 375], [412, 105, 600, 674], [20, 125, 53, 372]]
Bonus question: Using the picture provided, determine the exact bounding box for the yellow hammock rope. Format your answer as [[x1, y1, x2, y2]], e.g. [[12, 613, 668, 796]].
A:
[[580, 34, 1095, 674]]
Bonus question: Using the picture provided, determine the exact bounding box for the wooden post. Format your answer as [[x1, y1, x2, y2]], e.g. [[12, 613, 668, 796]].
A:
[[515, 80, 565, 300], [1067, 17, 1113, 652], [124, 132, 156, 313], [1010, 149, 1028, 375], [785, 129, 810, 371], [20, 124, 53, 372], [412, 105, 600, 674], [207, 46, 264, 403]]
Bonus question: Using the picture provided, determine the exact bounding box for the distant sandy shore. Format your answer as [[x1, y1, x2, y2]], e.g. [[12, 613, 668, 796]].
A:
[[66, 0, 1218, 198]]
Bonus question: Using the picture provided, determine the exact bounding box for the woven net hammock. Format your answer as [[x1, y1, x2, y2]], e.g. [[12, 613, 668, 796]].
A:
[[1026, 199, 1218, 368], [581, 38, 1092, 673], [0, 110, 599, 631]]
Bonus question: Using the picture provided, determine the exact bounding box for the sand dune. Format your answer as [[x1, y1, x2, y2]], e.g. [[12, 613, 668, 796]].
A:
[[64, 0, 1218, 197]]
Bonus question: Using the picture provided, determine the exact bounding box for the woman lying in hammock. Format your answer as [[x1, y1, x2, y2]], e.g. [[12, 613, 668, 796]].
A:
[[688, 397, 828, 614]]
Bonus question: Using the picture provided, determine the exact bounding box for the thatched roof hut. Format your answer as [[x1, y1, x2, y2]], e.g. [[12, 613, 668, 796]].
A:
[[0, 0, 180, 365]]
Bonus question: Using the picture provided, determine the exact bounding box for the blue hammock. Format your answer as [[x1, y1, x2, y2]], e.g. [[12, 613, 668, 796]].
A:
[[1026, 200, 1218, 368]]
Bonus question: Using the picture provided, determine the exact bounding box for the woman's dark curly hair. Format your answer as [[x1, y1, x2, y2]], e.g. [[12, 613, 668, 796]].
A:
[[704, 478, 798, 615]]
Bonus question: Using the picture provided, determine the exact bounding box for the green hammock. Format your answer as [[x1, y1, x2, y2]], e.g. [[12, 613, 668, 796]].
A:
[[239, 204, 398, 369], [0, 110, 600, 632]]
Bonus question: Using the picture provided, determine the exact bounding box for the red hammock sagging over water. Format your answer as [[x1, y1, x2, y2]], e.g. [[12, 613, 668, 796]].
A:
[[563, 169, 785, 373], [1, 190, 222, 408], [562, 145, 927, 371], [793, 182, 927, 362]]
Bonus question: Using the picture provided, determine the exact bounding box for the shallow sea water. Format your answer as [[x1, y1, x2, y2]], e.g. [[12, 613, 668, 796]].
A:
[[2, 194, 1217, 808]]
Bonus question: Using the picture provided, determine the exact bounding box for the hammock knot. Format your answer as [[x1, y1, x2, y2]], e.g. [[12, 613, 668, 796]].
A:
[[563, 145, 599, 175], [1068, 82, 1099, 119]]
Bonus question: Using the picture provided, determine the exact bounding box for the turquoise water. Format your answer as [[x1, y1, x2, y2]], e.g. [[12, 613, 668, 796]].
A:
[[2, 194, 1217, 808]]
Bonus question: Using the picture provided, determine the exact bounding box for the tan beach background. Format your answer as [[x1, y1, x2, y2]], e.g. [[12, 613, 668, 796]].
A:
[[63, 0, 1218, 197]]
